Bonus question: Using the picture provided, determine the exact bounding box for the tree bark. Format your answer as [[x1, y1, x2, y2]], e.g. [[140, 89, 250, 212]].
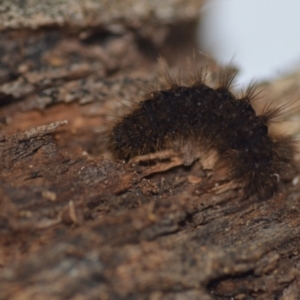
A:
[[1, 1, 300, 299]]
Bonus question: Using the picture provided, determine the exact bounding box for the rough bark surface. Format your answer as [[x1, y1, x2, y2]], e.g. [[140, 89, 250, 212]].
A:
[[1, 1, 300, 300]]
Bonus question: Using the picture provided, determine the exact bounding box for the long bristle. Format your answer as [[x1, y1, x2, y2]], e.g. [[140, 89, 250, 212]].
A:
[[163, 69, 182, 88], [217, 66, 238, 90], [239, 80, 264, 103], [184, 54, 209, 87], [157, 57, 180, 88], [191, 65, 209, 87], [260, 98, 300, 124]]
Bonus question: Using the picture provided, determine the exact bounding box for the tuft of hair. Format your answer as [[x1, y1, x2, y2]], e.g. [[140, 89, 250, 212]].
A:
[[217, 66, 238, 90], [189, 65, 209, 88], [185, 55, 209, 87], [157, 57, 182, 89], [238, 80, 264, 103], [259, 98, 300, 125]]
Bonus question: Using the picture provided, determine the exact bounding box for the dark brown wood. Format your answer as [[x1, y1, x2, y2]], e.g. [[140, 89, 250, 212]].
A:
[[1, 1, 300, 299]]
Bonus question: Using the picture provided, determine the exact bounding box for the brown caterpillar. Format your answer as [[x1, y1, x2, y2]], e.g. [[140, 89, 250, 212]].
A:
[[107, 64, 298, 199]]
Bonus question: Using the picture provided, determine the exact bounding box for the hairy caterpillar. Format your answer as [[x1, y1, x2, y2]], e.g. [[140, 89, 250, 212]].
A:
[[107, 64, 297, 199]]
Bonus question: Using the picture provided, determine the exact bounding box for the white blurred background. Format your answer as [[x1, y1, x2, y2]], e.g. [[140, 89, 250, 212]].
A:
[[198, 0, 300, 85]]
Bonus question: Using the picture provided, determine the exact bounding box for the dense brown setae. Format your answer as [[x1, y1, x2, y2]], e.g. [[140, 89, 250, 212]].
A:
[[108, 67, 297, 199]]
